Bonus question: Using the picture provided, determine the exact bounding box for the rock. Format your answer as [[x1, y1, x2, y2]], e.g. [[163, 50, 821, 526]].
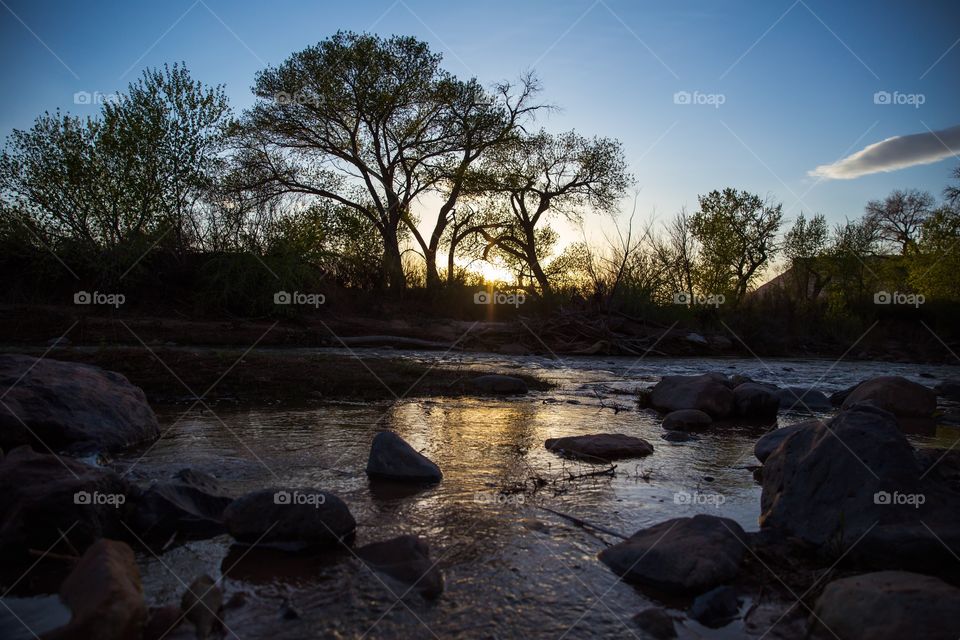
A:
[[180, 575, 222, 639], [545, 433, 654, 462], [662, 409, 712, 431], [915, 448, 960, 492], [776, 387, 832, 412], [753, 421, 822, 463], [936, 380, 960, 401], [632, 608, 676, 639], [0, 447, 132, 557], [843, 522, 960, 583], [650, 374, 734, 418], [356, 535, 444, 599], [710, 335, 733, 349], [43, 539, 146, 640], [143, 605, 189, 640], [733, 383, 780, 421], [469, 375, 528, 395], [813, 571, 960, 640], [223, 488, 356, 548], [841, 376, 936, 418], [598, 515, 747, 595], [365, 431, 442, 483], [685, 332, 708, 346], [661, 430, 698, 443], [130, 469, 234, 542], [830, 382, 861, 407], [689, 585, 741, 628], [0, 354, 159, 454]]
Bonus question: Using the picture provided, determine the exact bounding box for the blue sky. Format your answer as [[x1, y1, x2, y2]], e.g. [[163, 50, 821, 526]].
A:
[[2, 0, 958, 241]]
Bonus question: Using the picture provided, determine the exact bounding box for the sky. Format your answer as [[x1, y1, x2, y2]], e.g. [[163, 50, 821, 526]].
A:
[[1, 0, 959, 256]]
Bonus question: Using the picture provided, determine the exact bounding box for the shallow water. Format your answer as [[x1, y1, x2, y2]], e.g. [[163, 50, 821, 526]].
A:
[[6, 352, 958, 639]]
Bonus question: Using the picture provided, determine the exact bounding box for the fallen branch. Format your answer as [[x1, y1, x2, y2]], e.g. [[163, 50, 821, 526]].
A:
[[537, 506, 628, 541]]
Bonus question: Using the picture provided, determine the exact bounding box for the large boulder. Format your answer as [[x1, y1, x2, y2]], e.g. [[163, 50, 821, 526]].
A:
[[130, 469, 234, 542], [43, 539, 147, 640], [0, 447, 132, 557], [650, 374, 734, 418], [777, 387, 832, 412], [753, 421, 822, 463], [356, 535, 444, 599], [365, 431, 442, 483], [733, 383, 780, 421], [812, 571, 960, 640], [545, 433, 654, 462], [841, 376, 936, 418], [598, 515, 747, 595], [0, 354, 159, 454], [662, 409, 712, 431], [223, 488, 356, 548], [469, 375, 528, 395]]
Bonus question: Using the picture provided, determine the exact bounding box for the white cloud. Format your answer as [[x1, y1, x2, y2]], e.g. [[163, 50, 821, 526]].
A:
[[810, 124, 960, 180]]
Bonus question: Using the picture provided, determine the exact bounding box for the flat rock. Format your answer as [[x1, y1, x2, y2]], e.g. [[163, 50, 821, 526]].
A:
[[841, 376, 936, 418], [650, 374, 734, 418], [545, 433, 654, 462], [223, 488, 356, 548], [469, 375, 528, 395], [662, 409, 712, 431], [357, 535, 444, 599], [365, 431, 442, 483]]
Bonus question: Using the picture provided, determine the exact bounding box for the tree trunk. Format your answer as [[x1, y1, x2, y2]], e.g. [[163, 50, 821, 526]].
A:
[[382, 226, 406, 290]]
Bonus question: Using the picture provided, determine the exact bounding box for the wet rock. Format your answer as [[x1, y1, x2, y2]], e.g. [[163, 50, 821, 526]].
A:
[[650, 374, 734, 418], [43, 539, 146, 640], [223, 488, 356, 549], [0, 447, 132, 557], [841, 376, 936, 418], [0, 354, 159, 455], [843, 522, 960, 583], [661, 430, 698, 443], [545, 433, 654, 462], [936, 379, 960, 401], [357, 535, 444, 599], [365, 431, 442, 483], [813, 571, 960, 640], [143, 604, 189, 640], [753, 421, 822, 463], [685, 332, 708, 346], [733, 383, 780, 421], [689, 585, 741, 628], [776, 387, 832, 412], [469, 375, 528, 395], [632, 608, 676, 639], [829, 383, 861, 407], [915, 447, 960, 492], [662, 409, 712, 431], [180, 575, 222, 639], [598, 515, 747, 595], [130, 469, 234, 542]]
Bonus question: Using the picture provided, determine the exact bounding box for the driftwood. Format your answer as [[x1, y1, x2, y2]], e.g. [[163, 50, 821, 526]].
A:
[[536, 506, 628, 541]]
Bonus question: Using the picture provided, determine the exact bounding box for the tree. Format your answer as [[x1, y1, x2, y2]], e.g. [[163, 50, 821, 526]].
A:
[[783, 213, 830, 300], [826, 217, 880, 309], [945, 164, 960, 207], [864, 189, 934, 255], [468, 130, 631, 294], [909, 205, 960, 300], [690, 188, 783, 302], [650, 207, 698, 303]]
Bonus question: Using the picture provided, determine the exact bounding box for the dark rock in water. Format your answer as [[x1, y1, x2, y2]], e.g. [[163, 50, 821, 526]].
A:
[[829, 382, 863, 407], [650, 374, 735, 418], [357, 535, 444, 599], [813, 571, 960, 640], [143, 604, 188, 640], [753, 421, 821, 463], [689, 585, 741, 628], [936, 379, 960, 401], [0, 446, 132, 557], [223, 488, 356, 548], [662, 409, 712, 431], [732, 383, 780, 421], [661, 430, 698, 443], [469, 374, 528, 395], [180, 574, 222, 640], [545, 433, 653, 462], [130, 469, 234, 542], [0, 354, 160, 454], [915, 447, 960, 492], [365, 431, 442, 483], [44, 539, 146, 640], [636, 388, 653, 409], [632, 608, 676, 639], [843, 522, 960, 583], [776, 387, 832, 412], [598, 515, 747, 595], [841, 376, 936, 419]]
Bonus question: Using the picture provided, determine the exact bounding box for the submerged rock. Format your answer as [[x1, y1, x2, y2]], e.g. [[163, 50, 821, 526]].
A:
[[469, 375, 528, 395], [841, 376, 936, 418], [357, 535, 444, 599], [733, 383, 780, 421], [223, 488, 356, 548], [598, 515, 747, 595], [0, 354, 159, 454], [813, 571, 960, 640], [365, 431, 442, 483], [689, 585, 741, 628], [753, 421, 821, 463], [661, 430, 698, 443], [650, 374, 734, 419], [545, 433, 654, 462], [662, 409, 712, 431]]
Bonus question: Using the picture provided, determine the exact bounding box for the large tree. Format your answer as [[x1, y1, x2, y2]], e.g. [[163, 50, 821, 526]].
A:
[[783, 212, 830, 300], [864, 188, 934, 255]]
